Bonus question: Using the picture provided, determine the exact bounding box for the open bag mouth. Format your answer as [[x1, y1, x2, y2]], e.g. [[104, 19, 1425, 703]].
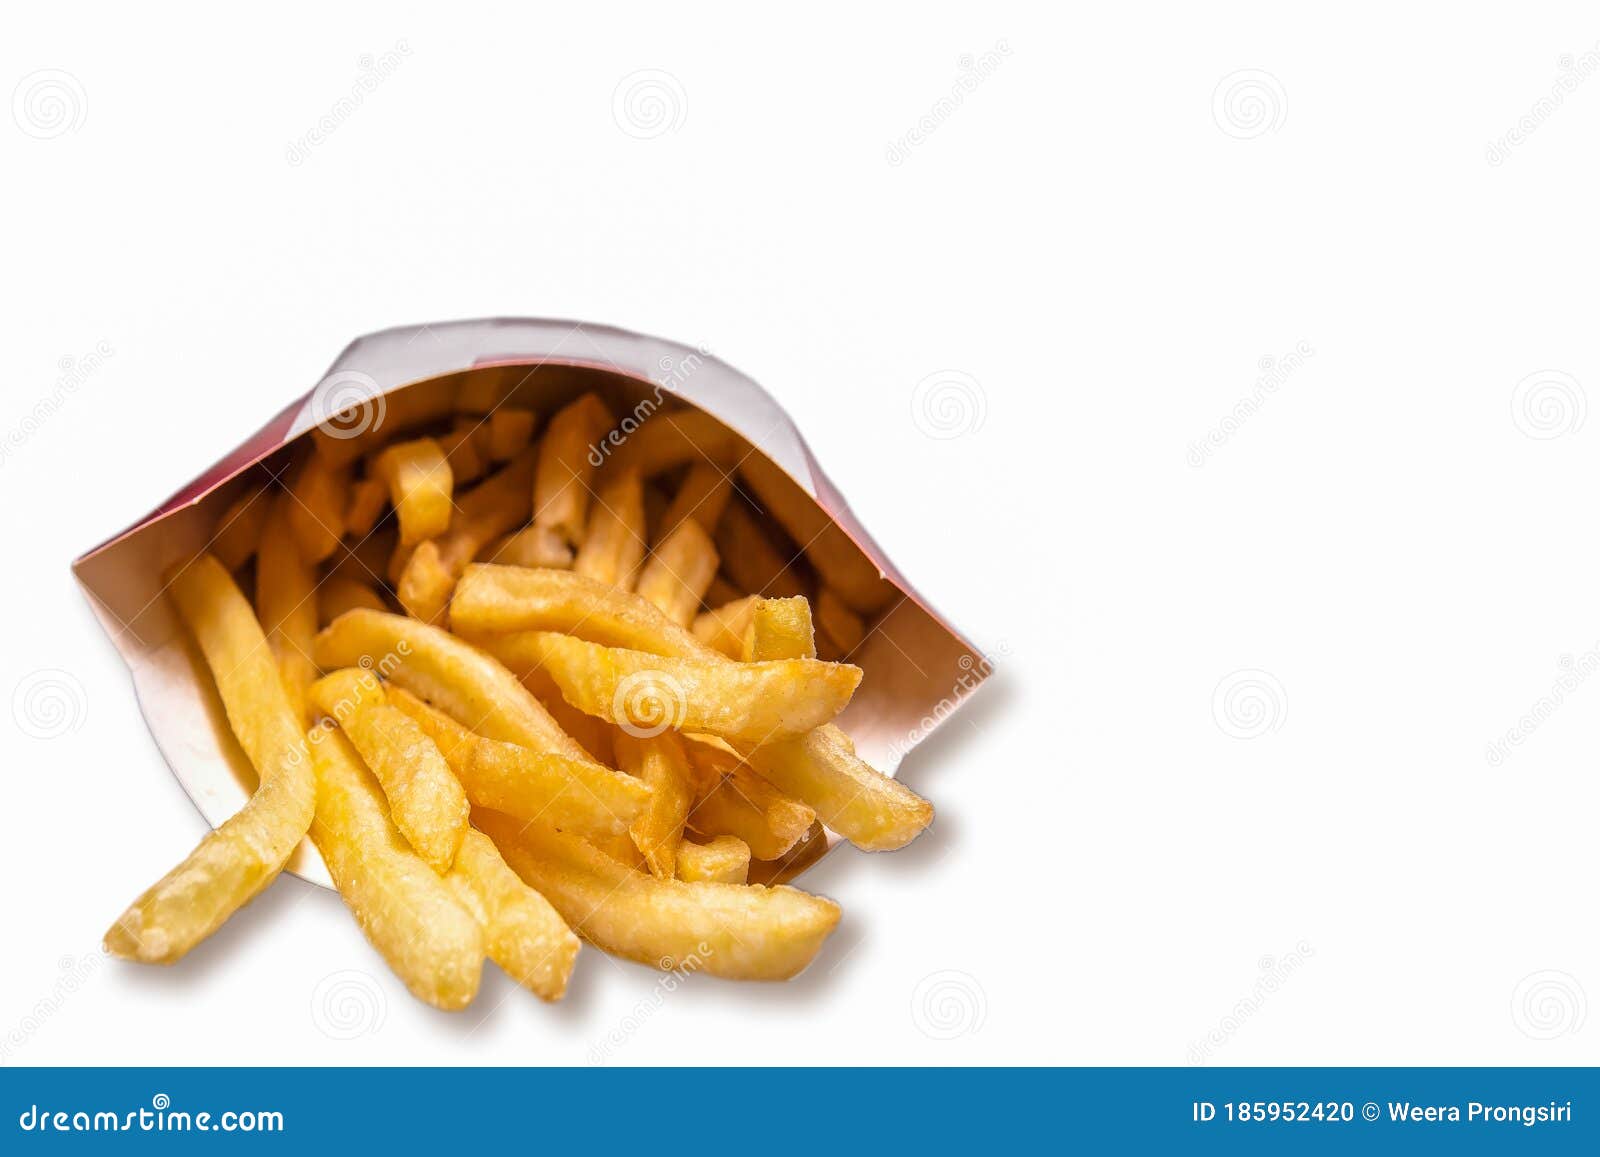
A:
[[71, 317, 992, 889]]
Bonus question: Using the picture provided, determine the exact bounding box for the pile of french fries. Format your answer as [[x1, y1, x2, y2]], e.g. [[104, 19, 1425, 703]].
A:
[[104, 380, 934, 1009]]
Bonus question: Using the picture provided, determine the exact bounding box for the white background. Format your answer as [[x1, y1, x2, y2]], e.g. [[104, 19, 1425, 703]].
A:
[[3, 2, 1597, 1066]]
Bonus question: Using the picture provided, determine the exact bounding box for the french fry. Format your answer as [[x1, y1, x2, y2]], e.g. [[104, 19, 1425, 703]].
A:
[[387, 685, 645, 837], [309, 668, 469, 873], [446, 828, 578, 1001], [684, 736, 815, 860], [439, 420, 488, 486], [314, 608, 592, 761], [255, 497, 319, 723], [104, 555, 315, 964], [693, 595, 759, 659], [715, 500, 809, 599], [633, 518, 719, 626], [211, 481, 271, 571], [318, 573, 386, 625], [738, 452, 896, 613], [614, 731, 692, 879], [520, 665, 616, 766], [283, 450, 349, 564], [658, 462, 732, 542], [573, 468, 646, 588], [740, 728, 931, 852], [488, 407, 537, 462], [454, 367, 515, 415], [479, 812, 840, 980], [602, 408, 748, 478], [329, 525, 395, 588], [309, 727, 483, 1010], [480, 525, 574, 570], [451, 564, 712, 657], [742, 595, 816, 662], [342, 476, 389, 539], [738, 602, 931, 850], [534, 392, 614, 546], [477, 631, 861, 744], [814, 586, 867, 660], [396, 450, 536, 622], [373, 437, 454, 546], [675, 835, 750, 885]]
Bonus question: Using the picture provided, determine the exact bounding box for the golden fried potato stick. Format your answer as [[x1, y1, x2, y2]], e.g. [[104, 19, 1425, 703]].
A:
[[284, 450, 350, 565], [314, 608, 592, 761], [373, 437, 454, 547], [601, 408, 748, 478], [309, 728, 483, 1010], [387, 686, 644, 837], [255, 497, 319, 723], [675, 835, 750, 885], [614, 731, 692, 879], [446, 827, 577, 1001], [211, 481, 271, 571], [684, 736, 815, 860], [318, 573, 387, 626], [395, 449, 536, 623], [572, 468, 646, 588], [309, 668, 469, 873], [521, 666, 616, 766], [737, 452, 896, 614], [534, 392, 614, 546], [451, 564, 710, 657], [692, 595, 759, 659], [657, 462, 733, 543], [814, 586, 866, 660], [313, 383, 454, 468], [479, 811, 840, 980], [633, 519, 719, 626], [439, 420, 488, 486], [343, 476, 389, 539], [739, 605, 931, 851], [480, 525, 574, 570], [740, 729, 930, 852], [488, 407, 538, 462], [715, 501, 810, 600], [104, 555, 316, 964], [477, 632, 861, 743], [742, 596, 817, 662]]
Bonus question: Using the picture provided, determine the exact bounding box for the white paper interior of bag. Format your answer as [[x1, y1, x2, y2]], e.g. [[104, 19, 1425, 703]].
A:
[[72, 319, 991, 888]]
